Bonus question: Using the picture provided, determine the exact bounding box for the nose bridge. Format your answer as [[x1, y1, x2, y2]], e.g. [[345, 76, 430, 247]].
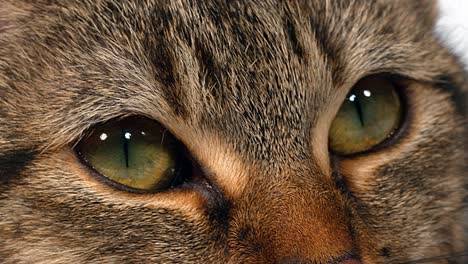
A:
[[229, 169, 354, 263], [272, 185, 352, 259]]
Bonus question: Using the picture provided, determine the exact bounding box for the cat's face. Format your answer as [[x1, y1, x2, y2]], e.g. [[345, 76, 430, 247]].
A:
[[0, 0, 466, 263]]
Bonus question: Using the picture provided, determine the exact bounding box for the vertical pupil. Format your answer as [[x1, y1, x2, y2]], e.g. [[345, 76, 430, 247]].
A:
[[123, 129, 131, 168], [349, 93, 365, 127]]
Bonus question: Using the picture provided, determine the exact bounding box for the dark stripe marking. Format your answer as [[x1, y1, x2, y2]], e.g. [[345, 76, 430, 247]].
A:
[[433, 75, 467, 117], [0, 149, 36, 187]]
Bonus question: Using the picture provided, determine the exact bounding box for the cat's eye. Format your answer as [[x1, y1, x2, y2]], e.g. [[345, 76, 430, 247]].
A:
[[329, 76, 403, 155], [75, 116, 189, 192]]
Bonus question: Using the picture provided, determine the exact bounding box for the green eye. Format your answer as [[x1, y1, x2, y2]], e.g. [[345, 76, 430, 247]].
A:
[[329, 76, 403, 155], [76, 117, 189, 192]]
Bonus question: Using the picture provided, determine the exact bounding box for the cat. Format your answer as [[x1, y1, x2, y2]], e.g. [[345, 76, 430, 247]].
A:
[[0, 0, 466, 263]]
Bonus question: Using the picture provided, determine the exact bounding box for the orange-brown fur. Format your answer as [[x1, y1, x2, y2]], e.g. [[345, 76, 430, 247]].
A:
[[0, 0, 466, 263]]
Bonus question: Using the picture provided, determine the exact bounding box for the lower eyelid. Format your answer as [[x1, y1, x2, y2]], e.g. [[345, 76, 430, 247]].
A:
[[64, 147, 207, 212]]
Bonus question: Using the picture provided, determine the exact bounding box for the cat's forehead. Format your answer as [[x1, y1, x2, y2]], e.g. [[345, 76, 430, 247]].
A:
[[1, 0, 442, 162]]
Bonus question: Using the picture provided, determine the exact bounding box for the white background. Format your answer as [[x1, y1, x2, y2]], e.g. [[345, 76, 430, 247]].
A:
[[437, 0, 468, 68]]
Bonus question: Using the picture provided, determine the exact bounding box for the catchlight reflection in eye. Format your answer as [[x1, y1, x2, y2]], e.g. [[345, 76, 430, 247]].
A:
[[100, 133, 108, 141]]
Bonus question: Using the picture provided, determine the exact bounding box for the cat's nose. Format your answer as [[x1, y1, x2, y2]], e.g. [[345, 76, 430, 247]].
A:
[[229, 172, 358, 263]]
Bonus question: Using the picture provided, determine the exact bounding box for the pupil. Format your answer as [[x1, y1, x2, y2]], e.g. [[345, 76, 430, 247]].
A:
[[349, 93, 365, 127], [122, 128, 131, 168]]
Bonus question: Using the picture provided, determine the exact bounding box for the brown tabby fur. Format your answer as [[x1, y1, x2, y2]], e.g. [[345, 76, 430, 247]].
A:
[[0, 0, 466, 263]]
